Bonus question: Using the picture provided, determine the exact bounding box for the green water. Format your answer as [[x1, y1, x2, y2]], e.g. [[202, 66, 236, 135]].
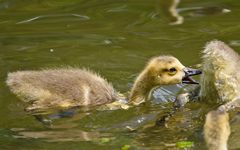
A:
[[1, 0, 240, 149]]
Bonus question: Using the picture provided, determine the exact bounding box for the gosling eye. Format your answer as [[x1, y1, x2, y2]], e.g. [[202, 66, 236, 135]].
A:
[[168, 67, 177, 75]]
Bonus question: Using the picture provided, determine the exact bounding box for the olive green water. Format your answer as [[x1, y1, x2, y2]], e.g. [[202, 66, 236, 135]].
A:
[[1, 0, 240, 149]]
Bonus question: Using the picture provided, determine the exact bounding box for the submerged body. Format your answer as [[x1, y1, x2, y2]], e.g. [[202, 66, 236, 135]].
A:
[[6, 56, 201, 113]]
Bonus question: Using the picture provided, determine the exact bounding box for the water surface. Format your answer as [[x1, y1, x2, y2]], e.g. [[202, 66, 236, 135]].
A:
[[1, 0, 240, 149]]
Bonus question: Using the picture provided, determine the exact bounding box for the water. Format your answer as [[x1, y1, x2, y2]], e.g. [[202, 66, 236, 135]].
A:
[[0, 0, 240, 149]]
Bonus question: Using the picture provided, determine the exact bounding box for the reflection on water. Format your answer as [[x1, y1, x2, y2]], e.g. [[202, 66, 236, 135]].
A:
[[0, 0, 240, 150], [158, 0, 184, 25], [157, 0, 231, 25], [16, 14, 90, 24], [12, 128, 109, 142]]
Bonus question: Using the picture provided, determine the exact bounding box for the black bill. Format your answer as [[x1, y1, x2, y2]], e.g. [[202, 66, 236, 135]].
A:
[[182, 67, 202, 84]]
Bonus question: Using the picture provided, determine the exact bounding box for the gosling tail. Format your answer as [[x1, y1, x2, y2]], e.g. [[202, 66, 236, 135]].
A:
[[204, 110, 230, 150]]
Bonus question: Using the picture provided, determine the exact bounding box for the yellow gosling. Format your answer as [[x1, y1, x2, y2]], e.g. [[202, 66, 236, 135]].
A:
[[6, 56, 201, 113]]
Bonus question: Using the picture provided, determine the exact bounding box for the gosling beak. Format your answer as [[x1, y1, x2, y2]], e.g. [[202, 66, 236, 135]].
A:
[[182, 67, 202, 84]]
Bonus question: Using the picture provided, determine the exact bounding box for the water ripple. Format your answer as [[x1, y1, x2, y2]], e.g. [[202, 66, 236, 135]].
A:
[[16, 14, 90, 24]]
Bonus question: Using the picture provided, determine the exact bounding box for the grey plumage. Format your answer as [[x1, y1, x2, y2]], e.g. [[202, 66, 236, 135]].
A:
[[6, 68, 117, 112]]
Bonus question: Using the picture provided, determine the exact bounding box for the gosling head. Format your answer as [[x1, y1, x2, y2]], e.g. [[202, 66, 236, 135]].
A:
[[130, 56, 202, 105], [145, 56, 201, 86]]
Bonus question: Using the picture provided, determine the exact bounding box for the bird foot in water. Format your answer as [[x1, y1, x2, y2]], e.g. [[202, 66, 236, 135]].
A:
[[34, 115, 53, 127]]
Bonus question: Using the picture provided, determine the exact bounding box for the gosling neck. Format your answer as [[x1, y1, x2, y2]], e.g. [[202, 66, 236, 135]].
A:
[[129, 70, 156, 105]]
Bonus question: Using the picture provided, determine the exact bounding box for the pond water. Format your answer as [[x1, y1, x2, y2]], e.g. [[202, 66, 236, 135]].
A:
[[0, 0, 240, 149]]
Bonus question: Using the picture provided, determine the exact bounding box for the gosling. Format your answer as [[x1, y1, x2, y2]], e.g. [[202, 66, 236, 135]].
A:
[[200, 40, 240, 103], [175, 40, 240, 105], [201, 41, 240, 150], [6, 56, 201, 113], [172, 41, 239, 150]]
